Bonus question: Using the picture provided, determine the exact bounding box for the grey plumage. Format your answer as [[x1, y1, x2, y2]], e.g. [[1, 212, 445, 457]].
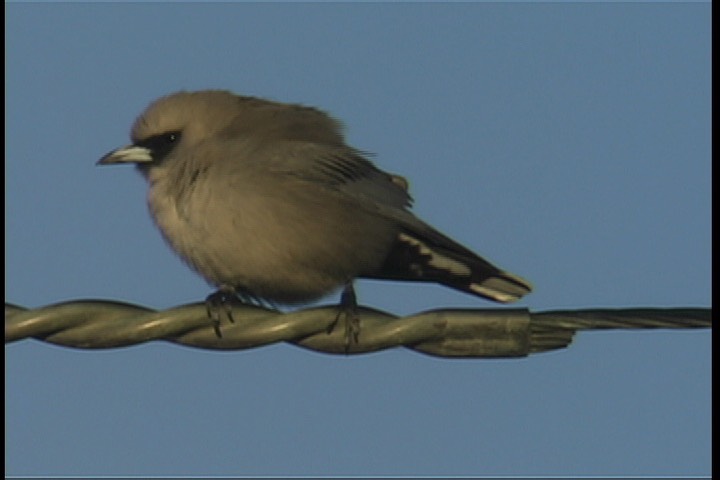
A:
[[98, 90, 532, 305]]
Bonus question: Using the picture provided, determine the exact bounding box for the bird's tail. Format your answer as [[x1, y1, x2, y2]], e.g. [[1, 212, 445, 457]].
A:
[[369, 226, 532, 303]]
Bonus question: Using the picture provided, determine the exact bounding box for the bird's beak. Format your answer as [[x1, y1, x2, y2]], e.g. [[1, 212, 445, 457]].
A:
[[97, 145, 153, 165]]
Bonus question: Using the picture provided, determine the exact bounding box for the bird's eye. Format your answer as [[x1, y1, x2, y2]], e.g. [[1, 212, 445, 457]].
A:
[[136, 131, 182, 161], [156, 131, 180, 147]]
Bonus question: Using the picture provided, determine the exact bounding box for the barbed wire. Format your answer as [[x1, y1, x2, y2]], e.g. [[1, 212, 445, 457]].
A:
[[4, 300, 710, 358]]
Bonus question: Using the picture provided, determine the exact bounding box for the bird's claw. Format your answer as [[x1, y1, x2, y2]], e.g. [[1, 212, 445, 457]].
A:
[[205, 289, 236, 338], [327, 283, 360, 352]]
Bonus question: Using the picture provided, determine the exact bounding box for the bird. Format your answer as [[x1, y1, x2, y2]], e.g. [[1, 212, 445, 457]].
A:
[[98, 90, 532, 340]]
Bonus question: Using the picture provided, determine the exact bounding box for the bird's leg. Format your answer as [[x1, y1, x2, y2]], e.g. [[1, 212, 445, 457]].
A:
[[205, 287, 237, 338], [327, 282, 360, 351]]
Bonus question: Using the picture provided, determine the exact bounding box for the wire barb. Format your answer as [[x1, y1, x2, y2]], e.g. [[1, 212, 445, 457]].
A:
[[4, 301, 711, 358]]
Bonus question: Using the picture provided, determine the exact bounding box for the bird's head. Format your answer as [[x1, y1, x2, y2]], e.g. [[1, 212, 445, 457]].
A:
[[97, 90, 243, 176]]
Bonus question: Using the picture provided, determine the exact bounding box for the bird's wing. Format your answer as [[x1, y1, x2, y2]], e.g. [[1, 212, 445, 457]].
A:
[[259, 141, 414, 212], [248, 140, 533, 303], [256, 141, 486, 249], [257, 141, 480, 247]]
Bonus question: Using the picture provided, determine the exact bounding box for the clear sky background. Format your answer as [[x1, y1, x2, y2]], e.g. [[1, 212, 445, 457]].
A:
[[5, 2, 710, 477]]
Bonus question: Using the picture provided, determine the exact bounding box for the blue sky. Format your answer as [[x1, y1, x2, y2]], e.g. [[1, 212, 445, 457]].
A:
[[5, 2, 710, 477]]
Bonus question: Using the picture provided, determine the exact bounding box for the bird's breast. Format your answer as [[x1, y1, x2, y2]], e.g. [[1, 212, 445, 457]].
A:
[[145, 173, 399, 303]]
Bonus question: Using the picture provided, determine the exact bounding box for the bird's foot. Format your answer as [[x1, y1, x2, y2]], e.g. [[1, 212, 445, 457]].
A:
[[327, 283, 360, 352], [206, 287, 270, 338], [206, 289, 237, 338]]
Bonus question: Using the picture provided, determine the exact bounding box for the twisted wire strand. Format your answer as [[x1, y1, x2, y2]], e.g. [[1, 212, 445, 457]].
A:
[[4, 300, 711, 358]]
